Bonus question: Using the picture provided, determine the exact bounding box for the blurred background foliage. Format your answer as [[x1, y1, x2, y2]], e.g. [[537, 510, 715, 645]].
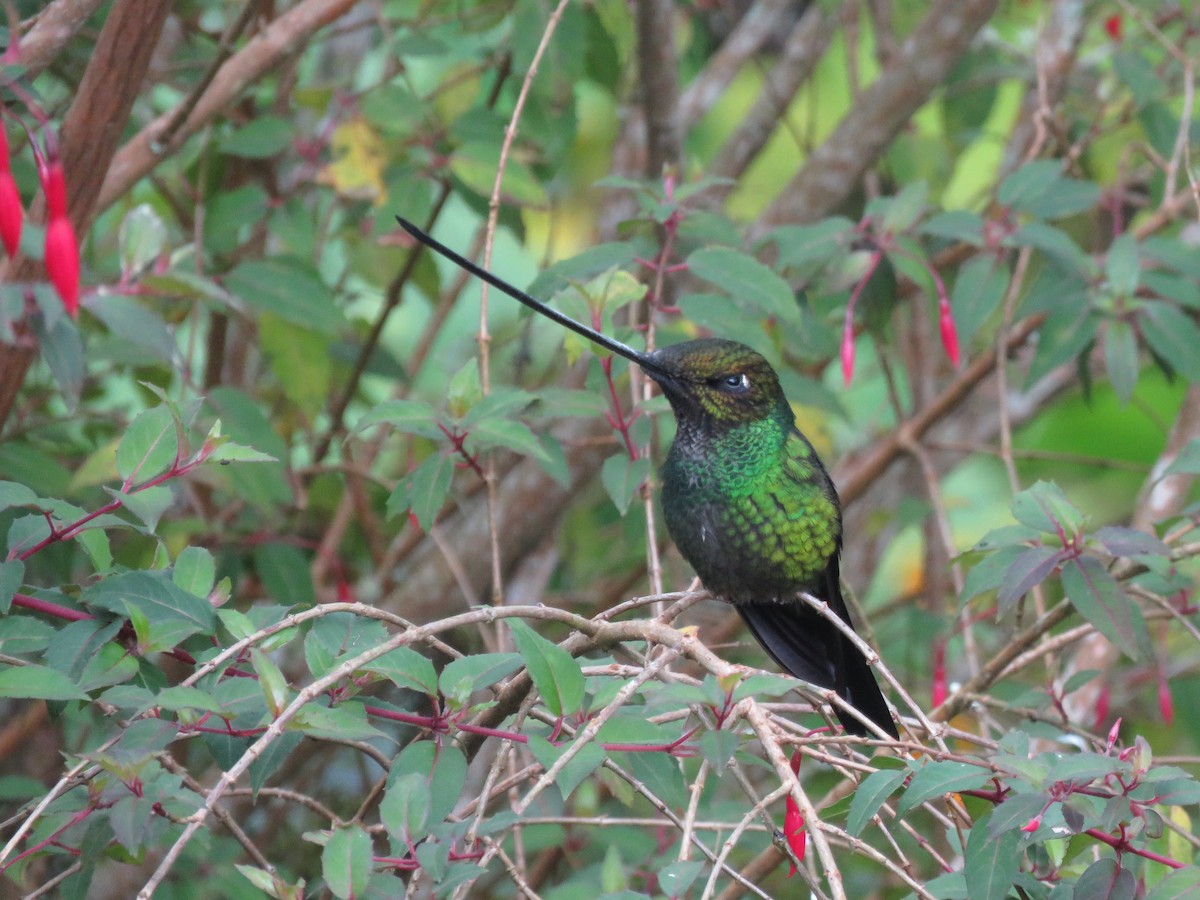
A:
[[3, 0, 1200, 897]]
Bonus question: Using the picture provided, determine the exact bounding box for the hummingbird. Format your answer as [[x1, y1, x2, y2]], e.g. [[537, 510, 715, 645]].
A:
[[396, 217, 898, 739]]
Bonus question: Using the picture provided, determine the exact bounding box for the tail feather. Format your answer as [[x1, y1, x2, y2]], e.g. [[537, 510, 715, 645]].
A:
[[736, 582, 897, 739]]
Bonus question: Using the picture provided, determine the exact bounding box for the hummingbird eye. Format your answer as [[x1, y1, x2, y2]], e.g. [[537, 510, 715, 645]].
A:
[[714, 373, 750, 392]]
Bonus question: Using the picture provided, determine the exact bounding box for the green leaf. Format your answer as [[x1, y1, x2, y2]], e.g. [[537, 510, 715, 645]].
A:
[[355, 399, 442, 438], [508, 618, 585, 718], [224, 258, 343, 333], [251, 648, 290, 717], [439, 652, 523, 706], [951, 255, 1009, 349], [1012, 480, 1085, 538], [895, 760, 992, 817], [847, 768, 907, 836], [687, 246, 798, 321], [204, 439, 277, 464], [528, 735, 606, 800], [220, 116, 294, 158], [449, 141, 547, 206], [447, 360, 483, 419], [0, 559, 23, 614], [1009, 222, 1092, 274], [1105, 319, 1139, 404], [380, 772, 431, 843], [1061, 556, 1145, 660], [697, 730, 738, 773], [769, 217, 854, 270], [1146, 867, 1200, 900], [1091, 526, 1168, 558], [31, 313, 84, 410], [1139, 301, 1200, 382], [0, 663, 89, 701], [253, 542, 317, 607], [292, 703, 384, 741], [392, 740, 468, 826], [960, 545, 1025, 605], [116, 406, 178, 483], [964, 815, 1020, 900], [365, 646, 439, 696], [601, 454, 650, 516], [259, 314, 332, 419], [115, 484, 174, 531], [321, 825, 373, 900], [466, 418, 549, 462], [0, 481, 39, 513], [997, 546, 1064, 613], [1073, 858, 1136, 900], [173, 547, 216, 598], [388, 453, 455, 531], [84, 571, 215, 637], [1106, 233, 1141, 297]]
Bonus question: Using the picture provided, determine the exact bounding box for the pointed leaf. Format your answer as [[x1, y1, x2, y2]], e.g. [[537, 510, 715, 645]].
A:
[[1062, 556, 1145, 660], [509, 618, 585, 718], [688, 246, 798, 321], [964, 816, 1020, 900], [321, 825, 372, 900], [847, 768, 907, 836]]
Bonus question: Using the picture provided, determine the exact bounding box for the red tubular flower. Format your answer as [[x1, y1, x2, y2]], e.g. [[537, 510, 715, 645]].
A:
[[784, 750, 806, 876], [1158, 666, 1174, 726], [45, 216, 79, 317], [0, 170, 22, 257], [931, 638, 948, 708], [938, 295, 960, 367], [37, 157, 79, 316], [1104, 14, 1123, 41], [0, 130, 21, 256], [840, 317, 856, 386]]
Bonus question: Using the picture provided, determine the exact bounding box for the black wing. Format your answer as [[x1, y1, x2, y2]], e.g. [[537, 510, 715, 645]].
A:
[[737, 559, 898, 739]]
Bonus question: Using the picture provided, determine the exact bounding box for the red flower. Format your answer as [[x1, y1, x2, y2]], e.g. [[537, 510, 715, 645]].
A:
[[0, 130, 21, 256], [939, 295, 960, 368], [931, 638, 948, 708], [37, 158, 79, 316], [1104, 14, 1123, 41], [784, 750, 806, 876], [0, 171, 22, 257], [45, 216, 79, 317]]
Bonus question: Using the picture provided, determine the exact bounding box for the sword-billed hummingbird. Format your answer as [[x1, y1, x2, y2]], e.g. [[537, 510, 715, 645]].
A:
[[396, 217, 897, 739]]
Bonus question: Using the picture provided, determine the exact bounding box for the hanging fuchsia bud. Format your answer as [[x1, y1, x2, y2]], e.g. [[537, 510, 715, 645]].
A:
[[938, 294, 959, 367], [0, 130, 22, 256], [931, 638, 948, 708], [45, 216, 79, 317], [38, 157, 79, 317], [841, 316, 856, 386], [784, 750, 807, 876], [1021, 815, 1041, 834], [1158, 667, 1174, 726]]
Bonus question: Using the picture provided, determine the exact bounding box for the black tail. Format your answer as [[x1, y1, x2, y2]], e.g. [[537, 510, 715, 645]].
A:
[[736, 578, 897, 739]]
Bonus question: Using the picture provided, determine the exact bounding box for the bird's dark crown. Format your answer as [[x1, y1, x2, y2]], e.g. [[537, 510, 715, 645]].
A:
[[646, 338, 789, 428]]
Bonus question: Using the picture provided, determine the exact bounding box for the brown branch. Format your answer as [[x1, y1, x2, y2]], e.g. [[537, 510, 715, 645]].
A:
[[676, 0, 793, 132], [96, 0, 360, 213], [14, 0, 108, 77], [709, 3, 837, 183], [757, 0, 1000, 228], [635, 0, 682, 176]]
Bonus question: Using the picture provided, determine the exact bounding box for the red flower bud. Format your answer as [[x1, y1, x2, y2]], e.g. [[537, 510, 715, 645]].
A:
[[41, 160, 68, 221], [0, 170, 22, 257], [1104, 14, 1123, 41], [1021, 815, 1041, 834], [841, 318, 855, 386], [1158, 668, 1174, 726], [45, 216, 80, 317], [1093, 682, 1111, 734], [785, 750, 806, 876], [939, 295, 960, 367], [931, 638, 947, 708]]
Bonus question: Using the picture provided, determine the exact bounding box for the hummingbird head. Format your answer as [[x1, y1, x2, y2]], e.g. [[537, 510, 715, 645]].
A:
[[643, 338, 790, 430]]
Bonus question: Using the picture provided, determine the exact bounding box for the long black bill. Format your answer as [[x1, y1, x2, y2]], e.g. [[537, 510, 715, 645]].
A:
[[396, 216, 667, 377]]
